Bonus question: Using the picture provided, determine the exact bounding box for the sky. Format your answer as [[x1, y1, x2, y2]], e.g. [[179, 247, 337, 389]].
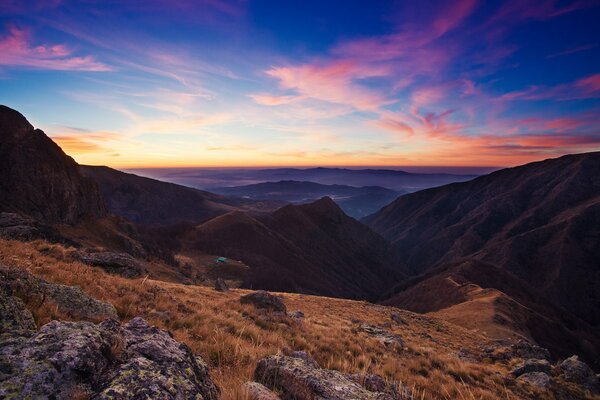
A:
[[0, 0, 599, 168]]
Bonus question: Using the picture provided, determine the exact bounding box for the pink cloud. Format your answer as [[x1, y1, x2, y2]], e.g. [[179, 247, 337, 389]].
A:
[[334, 0, 476, 62], [0, 26, 110, 71], [265, 60, 390, 111], [375, 117, 415, 137], [250, 93, 303, 106], [576, 73, 600, 93], [411, 86, 448, 107]]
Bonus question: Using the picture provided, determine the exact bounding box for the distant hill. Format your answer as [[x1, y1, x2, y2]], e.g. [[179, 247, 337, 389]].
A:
[[180, 197, 403, 300], [0, 105, 106, 223], [127, 166, 478, 192], [80, 165, 282, 225], [211, 180, 402, 218]]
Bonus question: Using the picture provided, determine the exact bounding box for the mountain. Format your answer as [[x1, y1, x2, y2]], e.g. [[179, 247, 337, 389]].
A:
[[249, 167, 478, 192], [127, 166, 478, 192], [364, 152, 600, 328], [80, 165, 282, 225], [0, 106, 106, 223], [81, 165, 228, 225], [180, 197, 403, 300], [363, 152, 600, 367], [382, 259, 600, 365], [210, 180, 402, 218]]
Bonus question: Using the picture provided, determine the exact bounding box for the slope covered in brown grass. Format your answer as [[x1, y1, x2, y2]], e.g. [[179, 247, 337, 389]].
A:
[[382, 260, 600, 368], [0, 237, 582, 400]]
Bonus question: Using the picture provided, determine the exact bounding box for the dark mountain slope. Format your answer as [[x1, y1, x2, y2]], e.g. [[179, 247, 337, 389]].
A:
[[181, 197, 403, 300], [0, 105, 106, 223], [382, 260, 600, 366], [211, 180, 402, 218], [80, 165, 239, 225], [80, 165, 284, 225], [365, 152, 600, 326]]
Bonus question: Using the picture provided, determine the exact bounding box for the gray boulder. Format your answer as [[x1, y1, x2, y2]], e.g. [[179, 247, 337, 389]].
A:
[[289, 350, 318, 367], [0, 284, 36, 336], [0, 264, 117, 321], [510, 359, 551, 377], [254, 355, 413, 399], [483, 339, 551, 361], [255, 355, 384, 400], [288, 310, 305, 321], [0, 212, 68, 243], [359, 324, 404, 349], [347, 374, 414, 399], [240, 291, 287, 313], [517, 372, 551, 390], [555, 355, 600, 393], [214, 277, 229, 292], [244, 381, 281, 400], [75, 251, 144, 278], [0, 317, 219, 399], [0, 212, 42, 240]]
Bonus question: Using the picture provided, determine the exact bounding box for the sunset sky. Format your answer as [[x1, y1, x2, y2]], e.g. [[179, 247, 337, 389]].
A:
[[1, 0, 599, 168]]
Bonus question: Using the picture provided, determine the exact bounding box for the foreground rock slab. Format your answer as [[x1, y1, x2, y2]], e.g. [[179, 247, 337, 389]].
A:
[[254, 354, 413, 400], [0, 315, 219, 400], [75, 251, 144, 278], [0, 264, 118, 321]]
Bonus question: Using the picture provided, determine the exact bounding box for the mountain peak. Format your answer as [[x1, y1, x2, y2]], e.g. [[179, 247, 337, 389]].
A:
[[0, 105, 34, 140], [0, 106, 107, 223]]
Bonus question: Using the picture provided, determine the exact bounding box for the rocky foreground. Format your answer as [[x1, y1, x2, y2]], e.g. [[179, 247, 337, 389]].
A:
[[2, 268, 599, 400], [1, 276, 218, 399], [1, 246, 600, 399]]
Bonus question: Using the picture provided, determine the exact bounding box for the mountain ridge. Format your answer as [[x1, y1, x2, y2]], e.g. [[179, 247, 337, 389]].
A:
[[0, 105, 106, 224]]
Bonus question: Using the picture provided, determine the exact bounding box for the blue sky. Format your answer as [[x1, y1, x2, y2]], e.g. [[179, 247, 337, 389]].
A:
[[0, 0, 599, 167]]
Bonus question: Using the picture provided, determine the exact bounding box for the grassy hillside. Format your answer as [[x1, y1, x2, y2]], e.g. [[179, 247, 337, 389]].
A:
[[0, 238, 583, 400]]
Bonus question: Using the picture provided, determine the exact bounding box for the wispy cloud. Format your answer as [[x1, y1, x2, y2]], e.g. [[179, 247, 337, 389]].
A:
[[264, 60, 391, 111], [500, 73, 600, 101], [49, 130, 122, 154], [0, 26, 110, 71], [546, 43, 597, 58]]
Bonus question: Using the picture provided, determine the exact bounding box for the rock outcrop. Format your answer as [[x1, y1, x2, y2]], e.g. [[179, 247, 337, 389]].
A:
[[484, 339, 551, 362], [510, 359, 551, 377], [0, 314, 219, 399], [240, 291, 287, 313], [0, 264, 118, 321], [214, 277, 229, 292], [517, 372, 552, 390], [0, 105, 106, 224], [243, 381, 281, 400], [0, 212, 72, 244], [254, 354, 413, 400], [0, 281, 36, 335], [75, 251, 144, 278], [358, 323, 404, 349], [555, 355, 600, 393]]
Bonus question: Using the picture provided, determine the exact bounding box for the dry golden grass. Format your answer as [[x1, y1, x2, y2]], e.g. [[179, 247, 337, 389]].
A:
[[0, 239, 576, 400]]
